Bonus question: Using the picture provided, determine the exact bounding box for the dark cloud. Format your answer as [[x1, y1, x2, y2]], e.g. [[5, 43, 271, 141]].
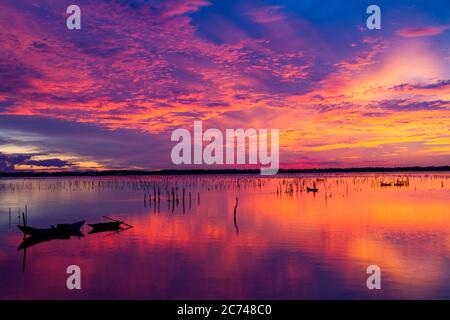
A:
[[25, 159, 71, 167], [31, 41, 48, 50], [316, 99, 449, 116], [205, 102, 230, 107], [362, 112, 389, 117], [0, 61, 42, 94], [0, 99, 16, 111], [0, 154, 29, 172], [391, 80, 450, 91], [0, 153, 71, 171], [317, 102, 354, 113], [171, 111, 205, 117], [77, 39, 124, 58], [416, 80, 449, 89], [0, 115, 172, 170], [379, 99, 448, 112]]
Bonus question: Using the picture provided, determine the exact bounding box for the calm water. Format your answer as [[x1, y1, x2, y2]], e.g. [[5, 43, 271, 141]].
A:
[[0, 173, 449, 299]]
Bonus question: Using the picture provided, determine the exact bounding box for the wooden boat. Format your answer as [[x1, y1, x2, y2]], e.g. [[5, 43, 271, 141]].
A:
[[380, 182, 392, 187], [394, 180, 408, 186], [88, 221, 122, 232], [307, 187, 319, 192], [88, 216, 133, 234], [17, 221, 85, 236]]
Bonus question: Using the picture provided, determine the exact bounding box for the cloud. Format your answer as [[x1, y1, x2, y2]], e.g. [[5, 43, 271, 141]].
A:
[[377, 99, 449, 112], [160, 0, 211, 17], [24, 158, 72, 167], [0, 0, 448, 169], [0, 115, 171, 170], [0, 0, 323, 132], [248, 6, 285, 24], [396, 25, 449, 38], [0, 153, 72, 171], [0, 99, 16, 112], [0, 154, 29, 172], [392, 80, 450, 91], [0, 61, 42, 94]]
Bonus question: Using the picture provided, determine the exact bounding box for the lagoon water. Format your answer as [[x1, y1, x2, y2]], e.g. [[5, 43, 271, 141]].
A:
[[0, 173, 449, 299]]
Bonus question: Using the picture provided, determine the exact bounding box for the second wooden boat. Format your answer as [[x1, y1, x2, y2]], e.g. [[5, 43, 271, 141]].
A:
[[88, 221, 122, 232]]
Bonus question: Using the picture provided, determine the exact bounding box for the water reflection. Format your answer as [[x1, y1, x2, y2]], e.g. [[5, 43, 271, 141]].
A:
[[18, 229, 85, 250], [233, 197, 239, 236], [0, 173, 449, 299]]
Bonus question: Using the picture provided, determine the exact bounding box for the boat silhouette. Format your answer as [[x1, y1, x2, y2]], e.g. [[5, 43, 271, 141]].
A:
[[88, 221, 123, 234], [88, 216, 133, 234], [18, 221, 85, 237], [394, 179, 409, 187]]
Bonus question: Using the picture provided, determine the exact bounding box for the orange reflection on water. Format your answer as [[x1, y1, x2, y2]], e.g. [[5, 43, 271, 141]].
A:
[[0, 173, 449, 299]]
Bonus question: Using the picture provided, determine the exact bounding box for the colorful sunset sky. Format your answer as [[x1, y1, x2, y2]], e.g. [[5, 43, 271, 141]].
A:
[[0, 0, 449, 171]]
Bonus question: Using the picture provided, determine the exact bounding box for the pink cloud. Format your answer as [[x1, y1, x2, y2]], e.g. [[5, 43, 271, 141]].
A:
[[396, 25, 449, 38], [1, 0, 449, 169], [248, 6, 285, 24], [161, 0, 211, 17]]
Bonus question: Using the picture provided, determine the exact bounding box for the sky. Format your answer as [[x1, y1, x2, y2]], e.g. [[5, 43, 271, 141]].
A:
[[0, 0, 449, 171]]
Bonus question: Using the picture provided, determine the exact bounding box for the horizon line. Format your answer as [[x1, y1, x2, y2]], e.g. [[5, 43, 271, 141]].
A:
[[1, 166, 449, 177]]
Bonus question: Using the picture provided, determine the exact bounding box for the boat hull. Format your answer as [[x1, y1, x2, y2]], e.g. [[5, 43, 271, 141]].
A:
[[18, 221, 85, 236], [88, 221, 122, 232]]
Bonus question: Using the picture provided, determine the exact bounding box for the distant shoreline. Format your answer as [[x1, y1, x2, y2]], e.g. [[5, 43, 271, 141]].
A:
[[0, 166, 449, 177]]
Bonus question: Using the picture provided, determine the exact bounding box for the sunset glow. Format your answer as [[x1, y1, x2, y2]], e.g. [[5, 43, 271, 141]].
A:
[[0, 0, 449, 171]]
